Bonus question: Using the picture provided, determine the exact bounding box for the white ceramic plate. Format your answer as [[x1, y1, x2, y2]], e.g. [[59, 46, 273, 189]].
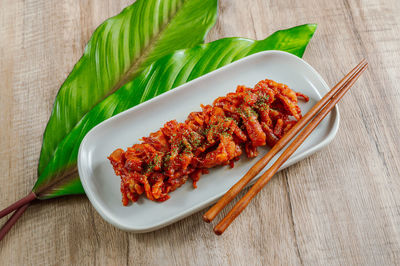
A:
[[78, 51, 339, 232]]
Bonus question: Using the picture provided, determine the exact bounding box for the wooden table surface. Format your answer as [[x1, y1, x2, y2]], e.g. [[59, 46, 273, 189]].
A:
[[1, 0, 400, 265]]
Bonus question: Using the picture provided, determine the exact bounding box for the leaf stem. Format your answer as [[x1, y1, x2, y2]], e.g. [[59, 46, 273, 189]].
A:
[[0, 204, 30, 241], [0, 192, 36, 219]]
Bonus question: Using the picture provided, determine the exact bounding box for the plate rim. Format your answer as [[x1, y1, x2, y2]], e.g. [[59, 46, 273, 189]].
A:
[[78, 50, 340, 232]]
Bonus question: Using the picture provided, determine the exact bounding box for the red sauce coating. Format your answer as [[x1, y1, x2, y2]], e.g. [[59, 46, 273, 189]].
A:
[[108, 79, 309, 206]]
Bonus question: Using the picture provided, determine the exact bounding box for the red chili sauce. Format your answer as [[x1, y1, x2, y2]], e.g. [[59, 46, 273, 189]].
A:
[[108, 78, 309, 206]]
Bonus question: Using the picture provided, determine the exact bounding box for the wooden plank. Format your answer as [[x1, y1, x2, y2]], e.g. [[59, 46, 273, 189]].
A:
[[1, 0, 400, 264]]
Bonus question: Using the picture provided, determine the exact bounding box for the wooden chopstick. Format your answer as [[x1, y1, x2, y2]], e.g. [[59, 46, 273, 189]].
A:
[[203, 59, 368, 223], [212, 61, 368, 235]]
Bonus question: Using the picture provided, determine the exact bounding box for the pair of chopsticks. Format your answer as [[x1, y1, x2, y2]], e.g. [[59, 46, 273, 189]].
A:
[[203, 59, 368, 235]]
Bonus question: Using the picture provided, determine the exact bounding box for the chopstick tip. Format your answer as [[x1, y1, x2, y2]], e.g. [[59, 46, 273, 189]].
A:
[[361, 59, 368, 67], [213, 228, 223, 236], [202, 214, 212, 223]]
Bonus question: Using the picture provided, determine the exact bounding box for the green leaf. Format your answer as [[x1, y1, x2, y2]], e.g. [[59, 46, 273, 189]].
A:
[[38, 0, 218, 176], [33, 24, 317, 199]]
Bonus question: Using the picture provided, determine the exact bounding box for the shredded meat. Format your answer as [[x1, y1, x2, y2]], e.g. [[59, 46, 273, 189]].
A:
[[108, 78, 309, 206]]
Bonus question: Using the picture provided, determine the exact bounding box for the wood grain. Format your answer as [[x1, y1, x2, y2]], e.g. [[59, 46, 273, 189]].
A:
[[1, 0, 400, 264]]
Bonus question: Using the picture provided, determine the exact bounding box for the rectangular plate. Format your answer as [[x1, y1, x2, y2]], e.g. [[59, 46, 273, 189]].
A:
[[78, 51, 339, 232]]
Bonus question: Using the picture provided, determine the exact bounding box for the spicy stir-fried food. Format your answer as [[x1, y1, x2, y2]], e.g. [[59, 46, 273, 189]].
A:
[[108, 79, 309, 206]]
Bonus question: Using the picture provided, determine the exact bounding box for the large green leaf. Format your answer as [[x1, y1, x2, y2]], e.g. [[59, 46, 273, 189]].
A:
[[38, 0, 218, 176], [33, 24, 317, 199]]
